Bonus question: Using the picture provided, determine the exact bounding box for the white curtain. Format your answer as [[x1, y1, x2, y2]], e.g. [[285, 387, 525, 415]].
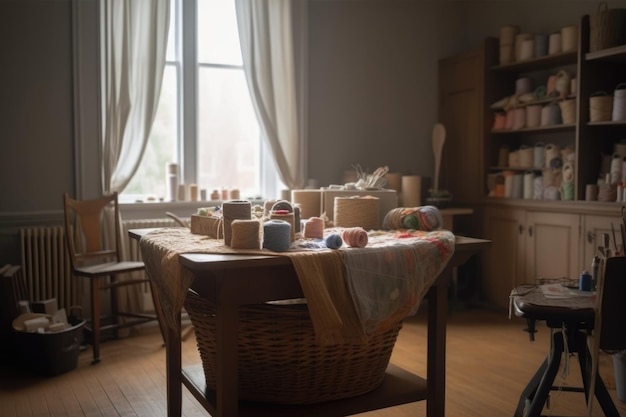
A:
[[235, 0, 307, 190], [101, 0, 170, 194]]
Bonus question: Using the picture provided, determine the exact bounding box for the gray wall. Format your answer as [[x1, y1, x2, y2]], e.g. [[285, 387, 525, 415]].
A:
[[0, 0, 622, 265]]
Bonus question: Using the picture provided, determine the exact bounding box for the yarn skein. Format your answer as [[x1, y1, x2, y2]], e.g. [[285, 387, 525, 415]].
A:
[[303, 217, 324, 239], [270, 211, 295, 242], [342, 227, 368, 248], [263, 220, 291, 252], [230, 219, 262, 249], [222, 200, 251, 246]]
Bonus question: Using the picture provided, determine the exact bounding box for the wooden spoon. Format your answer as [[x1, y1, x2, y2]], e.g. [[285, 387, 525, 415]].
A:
[[432, 123, 446, 192]]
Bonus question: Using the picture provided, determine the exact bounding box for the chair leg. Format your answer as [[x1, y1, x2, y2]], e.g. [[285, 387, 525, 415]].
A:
[[110, 274, 120, 339], [91, 278, 101, 364]]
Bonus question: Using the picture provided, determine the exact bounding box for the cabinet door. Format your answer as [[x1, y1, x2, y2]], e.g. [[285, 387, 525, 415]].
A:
[[524, 212, 580, 285], [582, 214, 623, 268], [438, 47, 484, 202], [481, 207, 525, 308]]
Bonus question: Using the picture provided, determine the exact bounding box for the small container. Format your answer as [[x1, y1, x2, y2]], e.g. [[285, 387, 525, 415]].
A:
[[579, 270, 592, 292]]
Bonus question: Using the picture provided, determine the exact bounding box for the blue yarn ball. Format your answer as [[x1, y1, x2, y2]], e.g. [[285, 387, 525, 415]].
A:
[[325, 233, 343, 249]]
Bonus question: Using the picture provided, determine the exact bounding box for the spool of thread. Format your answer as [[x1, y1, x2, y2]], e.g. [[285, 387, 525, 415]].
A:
[[512, 108, 526, 130], [385, 172, 402, 193], [533, 142, 545, 168], [222, 200, 252, 246], [548, 32, 562, 55], [325, 233, 343, 249], [512, 174, 523, 199], [533, 176, 544, 200], [498, 145, 510, 166], [400, 175, 422, 206], [303, 217, 324, 238], [523, 171, 535, 199], [334, 196, 380, 230], [503, 171, 514, 198], [526, 105, 542, 128], [612, 83, 626, 121], [166, 173, 178, 202], [534, 33, 548, 57], [342, 227, 369, 248], [579, 271, 592, 292], [270, 211, 295, 242], [561, 182, 575, 200], [499, 25, 519, 64], [519, 39, 534, 60], [293, 206, 301, 233], [178, 184, 186, 201], [189, 184, 198, 201], [221, 188, 229, 200], [291, 190, 322, 219], [515, 77, 533, 95], [518, 146, 533, 168], [545, 144, 561, 168], [229, 188, 240, 200], [611, 153, 622, 184], [561, 25, 578, 52], [585, 184, 599, 201], [262, 220, 291, 252], [515, 33, 533, 61], [230, 219, 262, 249]]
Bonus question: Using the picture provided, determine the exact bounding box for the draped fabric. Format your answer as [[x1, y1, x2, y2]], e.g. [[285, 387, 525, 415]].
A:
[[99, 0, 170, 319], [235, 0, 307, 190], [101, 0, 170, 194]]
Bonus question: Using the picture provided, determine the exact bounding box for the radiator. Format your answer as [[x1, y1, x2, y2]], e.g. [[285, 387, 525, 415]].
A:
[[19, 218, 179, 312], [20, 226, 75, 312]]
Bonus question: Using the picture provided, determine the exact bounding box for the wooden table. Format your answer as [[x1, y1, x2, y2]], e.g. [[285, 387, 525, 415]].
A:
[[131, 229, 489, 417]]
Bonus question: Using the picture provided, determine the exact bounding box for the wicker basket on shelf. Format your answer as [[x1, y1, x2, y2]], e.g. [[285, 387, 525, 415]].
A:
[[590, 3, 626, 52], [183, 291, 402, 404]]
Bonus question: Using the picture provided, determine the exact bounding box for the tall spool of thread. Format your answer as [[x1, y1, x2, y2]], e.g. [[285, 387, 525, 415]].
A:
[[534, 142, 546, 168], [515, 33, 533, 61], [303, 216, 324, 239], [499, 25, 519, 64], [222, 200, 251, 246], [561, 25, 578, 52], [511, 174, 523, 199], [334, 196, 380, 231], [230, 219, 262, 249], [291, 190, 322, 219], [548, 32, 562, 55], [611, 153, 622, 184], [503, 171, 514, 198], [534, 33, 548, 57], [262, 220, 291, 252], [166, 162, 178, 202], [523, 171, 535, 199], [533, 175, 544, 200], [561, 162, 575, 200], [612, 83, 626, 121], [401, 175, 422, 207], [518, 145, 533, 167], [385, 172, 402, 193]]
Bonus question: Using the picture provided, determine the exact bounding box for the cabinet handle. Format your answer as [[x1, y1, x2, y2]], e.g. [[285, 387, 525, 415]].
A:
[[518, 224, 524, 235], [587, 231, 595, 244], [528, 226, 533, 237]]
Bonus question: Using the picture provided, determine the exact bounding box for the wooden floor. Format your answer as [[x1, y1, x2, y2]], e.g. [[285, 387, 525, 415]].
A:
[[1, 306, 625, 417]]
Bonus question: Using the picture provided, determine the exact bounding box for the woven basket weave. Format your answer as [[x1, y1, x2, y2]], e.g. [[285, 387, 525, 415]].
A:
[[184, 291, 402, 404], [590, 3, 626, 52]]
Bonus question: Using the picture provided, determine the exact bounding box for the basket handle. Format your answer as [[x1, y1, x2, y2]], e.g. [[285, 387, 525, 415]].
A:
[[615, 83, 626, 91]]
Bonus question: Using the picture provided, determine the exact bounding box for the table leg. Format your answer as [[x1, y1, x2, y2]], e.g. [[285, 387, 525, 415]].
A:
[[427, 268, 449, 417], [166, 316, 182, 417], [215, 301, 239, 417]]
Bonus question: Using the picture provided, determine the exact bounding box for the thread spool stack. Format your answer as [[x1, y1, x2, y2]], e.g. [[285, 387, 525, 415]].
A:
[[222, 200, 252, 246], [612, 83, 626, 121], [499, 25, 519, 64], [166, 163, 179, 202], [334, 196, 380, 231]]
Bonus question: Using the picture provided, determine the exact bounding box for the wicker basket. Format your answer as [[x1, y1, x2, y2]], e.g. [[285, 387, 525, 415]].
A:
[[184, 291, 402, 404], [590, 92, 613, 122], [590, 3, 626, 52]]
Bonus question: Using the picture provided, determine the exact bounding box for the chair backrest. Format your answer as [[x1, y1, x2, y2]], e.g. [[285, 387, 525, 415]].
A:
[[63, 192, 122, 269], [598, 256, 626, 351]]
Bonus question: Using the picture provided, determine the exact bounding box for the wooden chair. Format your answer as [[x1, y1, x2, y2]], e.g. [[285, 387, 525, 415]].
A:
[[63, 192, 164, 364]]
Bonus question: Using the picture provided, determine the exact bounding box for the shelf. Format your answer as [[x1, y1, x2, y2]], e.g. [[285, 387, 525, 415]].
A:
[[491, 95, 577, 111], [491, 123, 576, 134], [489, 166, 543, 172], [587, 120, 626, 127], [585, 44, 626, 63], [490, 51, 578, 73]]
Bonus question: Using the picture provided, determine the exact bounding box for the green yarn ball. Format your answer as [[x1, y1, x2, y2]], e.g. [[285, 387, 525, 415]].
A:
[[402, 214, 419, 229]]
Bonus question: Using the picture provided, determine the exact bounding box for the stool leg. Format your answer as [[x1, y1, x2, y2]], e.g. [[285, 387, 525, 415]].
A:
[[578, 339, 621, 417], [514, 358, 548, 417], [524, 331, 564, 417]]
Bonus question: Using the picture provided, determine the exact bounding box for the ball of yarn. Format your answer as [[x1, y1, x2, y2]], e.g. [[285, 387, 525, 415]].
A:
[[417, 206, 443, 231], [325, 233, 343, 249], [342, 227, 368, 248], [401, 214, 419, 230], [263, 220, 291, 252]]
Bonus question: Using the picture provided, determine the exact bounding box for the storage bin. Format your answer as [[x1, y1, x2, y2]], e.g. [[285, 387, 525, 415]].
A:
[[13, 319, 84, 376], [590, 3, 626, 52], [184, 291, 401, 404]]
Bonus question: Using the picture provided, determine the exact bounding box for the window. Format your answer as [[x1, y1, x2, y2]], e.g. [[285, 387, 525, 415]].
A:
[[123, 0, 279, 201]]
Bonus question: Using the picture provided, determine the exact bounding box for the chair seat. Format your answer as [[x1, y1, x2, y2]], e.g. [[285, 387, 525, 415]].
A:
[[74, 261, 146, 277]]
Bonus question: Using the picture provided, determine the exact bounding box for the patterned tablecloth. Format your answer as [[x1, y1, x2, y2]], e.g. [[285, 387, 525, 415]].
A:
[[140, 227, 455, 345]]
